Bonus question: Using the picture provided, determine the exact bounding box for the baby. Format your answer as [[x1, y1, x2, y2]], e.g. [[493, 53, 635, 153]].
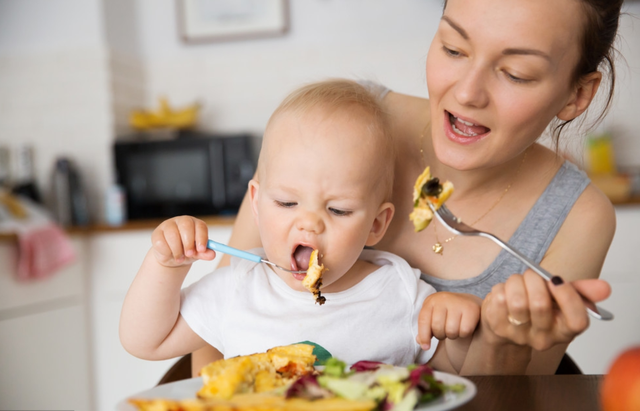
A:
[[120, 79, 480, 370]]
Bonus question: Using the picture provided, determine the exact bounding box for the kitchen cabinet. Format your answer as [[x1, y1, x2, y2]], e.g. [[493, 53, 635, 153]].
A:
[[0, 237, 92, 411], [0, 222, 232, 411]]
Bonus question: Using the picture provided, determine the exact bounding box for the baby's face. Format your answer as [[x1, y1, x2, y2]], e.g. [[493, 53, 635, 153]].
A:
[[250, 107, 392, 293]]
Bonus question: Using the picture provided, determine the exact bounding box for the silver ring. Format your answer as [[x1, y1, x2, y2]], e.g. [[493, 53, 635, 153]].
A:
[[507, 314, 530, 326]]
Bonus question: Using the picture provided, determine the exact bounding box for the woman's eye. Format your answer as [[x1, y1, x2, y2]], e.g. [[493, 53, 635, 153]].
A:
[[329, 207, 352, 217], [276, 201, 297, 208], [442, 45, 462, 57], [504, 71, 531, 84]]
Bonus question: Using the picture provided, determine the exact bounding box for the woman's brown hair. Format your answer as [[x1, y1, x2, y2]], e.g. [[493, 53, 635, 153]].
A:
[[550, 0, 624, 143]]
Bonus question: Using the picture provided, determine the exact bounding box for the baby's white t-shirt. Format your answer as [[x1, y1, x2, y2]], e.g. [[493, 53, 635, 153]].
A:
[[180, 249, 438, 366]]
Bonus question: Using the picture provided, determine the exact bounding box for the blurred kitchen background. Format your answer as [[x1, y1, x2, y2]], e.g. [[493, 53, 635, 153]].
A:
[[1, 1, 640, 410]]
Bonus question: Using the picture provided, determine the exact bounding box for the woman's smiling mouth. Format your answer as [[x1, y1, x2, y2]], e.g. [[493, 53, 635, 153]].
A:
[[445, 111, 491, 144]]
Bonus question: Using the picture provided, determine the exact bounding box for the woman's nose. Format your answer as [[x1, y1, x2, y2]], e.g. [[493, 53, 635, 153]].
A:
[[295, 211, 325, 234], [454, 65, 490, 108]]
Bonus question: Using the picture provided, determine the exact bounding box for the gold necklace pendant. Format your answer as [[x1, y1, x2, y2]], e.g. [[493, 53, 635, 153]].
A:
[[432, 242, 443, 255]]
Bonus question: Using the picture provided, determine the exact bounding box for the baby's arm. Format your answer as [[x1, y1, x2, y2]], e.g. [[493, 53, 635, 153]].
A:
[[119, 216, 216, 361]]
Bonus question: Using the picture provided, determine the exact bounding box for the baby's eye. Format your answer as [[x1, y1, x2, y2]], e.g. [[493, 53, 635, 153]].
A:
[[329, 207, 352, 217], [276, 201, 297, 208]]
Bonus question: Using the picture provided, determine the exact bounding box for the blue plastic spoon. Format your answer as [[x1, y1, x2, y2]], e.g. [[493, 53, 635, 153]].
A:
[[207, 240, 307, 273]]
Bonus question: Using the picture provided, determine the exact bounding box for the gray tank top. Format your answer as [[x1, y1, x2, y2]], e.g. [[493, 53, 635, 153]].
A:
[[356, 80, 591, 298], [421, 161, 590, 298]]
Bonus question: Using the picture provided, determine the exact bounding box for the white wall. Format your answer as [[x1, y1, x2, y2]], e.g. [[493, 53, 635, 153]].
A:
[[0, 0, 112, 222], [134, 0, 640, 167], [610, 2, 640, 169], [1, 0, 639, 215], [135, 0, 440, 134], [0, 0, 105, 55], [103, 0, 147, 137]]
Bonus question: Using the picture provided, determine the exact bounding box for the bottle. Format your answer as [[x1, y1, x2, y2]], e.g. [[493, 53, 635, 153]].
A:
[[0, 146, 9, 188], [11, 145, 42, 203], [586, 131, 616, 175], [105, 184, 126, 226], [51, 158, 72, 227], [68, 160, 90, 226]]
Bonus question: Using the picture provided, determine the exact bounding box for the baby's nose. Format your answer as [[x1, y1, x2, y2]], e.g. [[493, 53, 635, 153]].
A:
[[296, 211, 325, 234]]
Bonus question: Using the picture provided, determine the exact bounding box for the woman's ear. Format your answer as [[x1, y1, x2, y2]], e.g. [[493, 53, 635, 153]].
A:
[[557, 71, 602, 121], [365, 202, 395, 247], [248, 179, 260, 224]]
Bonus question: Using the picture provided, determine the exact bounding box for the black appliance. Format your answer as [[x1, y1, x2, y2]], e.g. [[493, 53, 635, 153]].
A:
[[114, 132, 257, 220]]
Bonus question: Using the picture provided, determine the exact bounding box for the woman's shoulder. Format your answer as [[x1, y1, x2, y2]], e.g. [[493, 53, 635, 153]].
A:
[[546, 154, 616, 239], [568, 180, 616, 240], [544, 170, 616, 281]]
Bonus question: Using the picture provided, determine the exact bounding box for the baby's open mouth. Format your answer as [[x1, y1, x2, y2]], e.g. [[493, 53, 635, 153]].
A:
[[448, 111, 490, 137], [292, 245, 314, 272]]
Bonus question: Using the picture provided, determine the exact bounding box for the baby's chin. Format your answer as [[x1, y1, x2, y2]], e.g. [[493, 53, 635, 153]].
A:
[[276, 271, 309, 292]]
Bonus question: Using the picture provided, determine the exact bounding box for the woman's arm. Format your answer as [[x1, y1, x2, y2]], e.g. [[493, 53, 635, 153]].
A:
[[190, 190, 262, 376], [459, 182, 614, 375], [428, 184, 615, 375], [428, 272, 612, 375], [522, 182, 616, 374], [461, 273, 611, 375]]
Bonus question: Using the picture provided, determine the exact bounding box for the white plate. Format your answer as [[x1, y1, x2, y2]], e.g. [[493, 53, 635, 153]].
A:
[[117, 371, 476, 411], [415, 371, 476, 411]]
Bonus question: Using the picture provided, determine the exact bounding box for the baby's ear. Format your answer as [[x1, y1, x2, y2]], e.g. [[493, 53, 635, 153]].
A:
[[248, 180, 260, 223], [365, 202, 395, 247]]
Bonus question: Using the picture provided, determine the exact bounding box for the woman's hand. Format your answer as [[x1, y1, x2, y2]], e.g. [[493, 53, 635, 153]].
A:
[[481, 270, 612, 351], [151, 216, 216, 268]]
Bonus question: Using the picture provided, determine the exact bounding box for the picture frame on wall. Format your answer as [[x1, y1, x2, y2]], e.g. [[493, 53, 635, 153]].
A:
[[177, 0, 289, 43]]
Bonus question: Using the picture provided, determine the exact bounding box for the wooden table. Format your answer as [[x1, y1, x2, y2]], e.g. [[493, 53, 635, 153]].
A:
[[456, 375, 603, 411]]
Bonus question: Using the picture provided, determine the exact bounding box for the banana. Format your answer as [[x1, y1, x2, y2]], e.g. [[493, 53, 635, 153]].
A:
[[129, 97, 200, 130]]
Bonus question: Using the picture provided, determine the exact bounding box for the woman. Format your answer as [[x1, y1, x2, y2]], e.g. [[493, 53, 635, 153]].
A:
[[192, 0, 620, 375]]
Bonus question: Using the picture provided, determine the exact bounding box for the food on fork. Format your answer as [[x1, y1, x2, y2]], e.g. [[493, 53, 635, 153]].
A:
[[197, 344, 316, 399], [409, 166, 454, 232], [302, 250, 326, 305]]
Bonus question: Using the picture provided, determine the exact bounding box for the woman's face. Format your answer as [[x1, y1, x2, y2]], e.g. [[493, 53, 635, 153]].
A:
[[426, 0, 585, 170]]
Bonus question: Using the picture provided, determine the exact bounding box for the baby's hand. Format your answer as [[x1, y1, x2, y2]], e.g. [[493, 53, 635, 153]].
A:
[[150, 216, 216, 268], [417, 292, 482, 350]]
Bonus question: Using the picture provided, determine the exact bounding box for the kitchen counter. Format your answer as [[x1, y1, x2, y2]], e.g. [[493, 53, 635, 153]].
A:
[[2, 194, 640, 242], [66, 214, 236, 233], [0, 214, 236, 241]]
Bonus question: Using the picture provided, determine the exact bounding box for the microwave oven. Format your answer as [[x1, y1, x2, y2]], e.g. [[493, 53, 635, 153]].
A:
[[114, 133, 257, 220]]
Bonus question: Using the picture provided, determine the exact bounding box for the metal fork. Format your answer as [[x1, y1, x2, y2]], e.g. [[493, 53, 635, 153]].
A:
[[429, 204, 614, 321]]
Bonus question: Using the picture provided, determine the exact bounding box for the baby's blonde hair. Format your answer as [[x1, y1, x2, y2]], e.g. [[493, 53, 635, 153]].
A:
[[263, 79, 395, 201]]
